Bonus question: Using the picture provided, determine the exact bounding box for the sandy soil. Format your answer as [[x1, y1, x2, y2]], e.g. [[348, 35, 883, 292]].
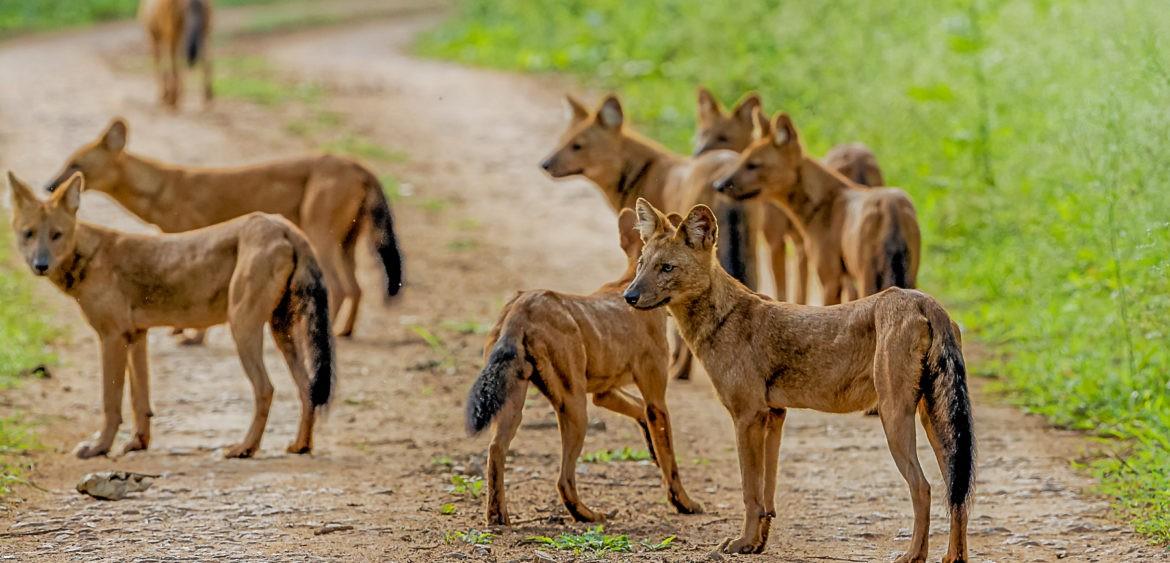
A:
[[0, 2, 1163, 561]]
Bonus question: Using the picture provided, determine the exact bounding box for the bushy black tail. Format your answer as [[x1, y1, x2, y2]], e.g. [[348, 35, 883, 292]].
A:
[[362, 172, 404, 298], [920, 301, 975, 513], [466, 332, 529, 435], [183, 0, 207, 67], [877, 210, 912, 290], [715, 199, 757, 290], [283, 248, 335, 408]]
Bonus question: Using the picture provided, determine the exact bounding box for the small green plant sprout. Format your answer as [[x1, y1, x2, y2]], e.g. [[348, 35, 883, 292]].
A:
[[439, 502, 457, 516], [409, 324, 457, 369], [439, 319, 489, 335], [432, 454, 455, 468], [449, 474, 484, 498], [525, 525, 632, 554], [641, 535, 676, 552], [445, 528, 493, 545], [582, 446, 652, 463]]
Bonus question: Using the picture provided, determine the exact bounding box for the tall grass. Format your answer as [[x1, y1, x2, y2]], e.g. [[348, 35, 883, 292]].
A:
[[0, 0, 287, 36], [420, 0, 1170, 541]]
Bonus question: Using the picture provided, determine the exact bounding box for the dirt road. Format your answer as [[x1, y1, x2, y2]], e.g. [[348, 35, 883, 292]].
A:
[[0, 3, 1162, 561]]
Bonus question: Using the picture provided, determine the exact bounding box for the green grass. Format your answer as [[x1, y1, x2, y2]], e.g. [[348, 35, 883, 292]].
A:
[[0, 0, 287, 36], [525, 525, 675, 554], [421, 0, 1170, 543], [215, 56, 322, 107], [581, 446, 652, 463], [0, 230, 56, 495]]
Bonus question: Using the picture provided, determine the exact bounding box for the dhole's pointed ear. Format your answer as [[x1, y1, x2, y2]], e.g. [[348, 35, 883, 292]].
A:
[[49, 171, 83, 215], [564, 94, 589, 124], [102, 118, 128, 153], [634, 197, 666, 241], [617, 208, 641, 253], [771, 112, 797, 147], [732, 93, 762, 123], [751, 106, 772, 140], [597, 95, 624, 130], [678, 205, 718, 251], [666, 212, 684, 228], [7, 171, 39, 210], [697, 86, 721, 122]]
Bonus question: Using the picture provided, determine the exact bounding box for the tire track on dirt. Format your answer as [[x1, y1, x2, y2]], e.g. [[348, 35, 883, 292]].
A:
[[0, 4, 1162, 562]]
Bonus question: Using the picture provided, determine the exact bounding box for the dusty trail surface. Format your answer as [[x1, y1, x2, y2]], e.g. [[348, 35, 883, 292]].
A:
[[0, 3, 1161, 561]]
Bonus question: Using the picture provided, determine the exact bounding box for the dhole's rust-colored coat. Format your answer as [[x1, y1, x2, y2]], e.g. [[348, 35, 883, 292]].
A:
[[47, 119, 402, 339], [9, 171, 335, 459], [138, 0, 213, 108], [624, 200, 974, 561], [694, 88, 886, 304], [715, 112, 920, 305], [465, 210, 702, 525], [541, 94, 764, 380]]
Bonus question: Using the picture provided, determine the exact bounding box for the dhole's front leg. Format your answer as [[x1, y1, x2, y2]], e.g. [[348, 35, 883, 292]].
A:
[[554, 393, 605, 522], [75, 336, 129, 458], [720, 412, 770, 554], [121, 332, 153, 454]]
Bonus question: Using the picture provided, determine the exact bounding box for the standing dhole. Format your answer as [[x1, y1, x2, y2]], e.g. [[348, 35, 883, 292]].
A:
[[715, 111, 920, 304], [138, 0, 213, 108], [466, 209, 703, 525], [9, 171, 334, 459], [624, 199, 973, 561], [695, 87, 886, 304], [46, 118, 403, 340], [541, 94, 765, 380]]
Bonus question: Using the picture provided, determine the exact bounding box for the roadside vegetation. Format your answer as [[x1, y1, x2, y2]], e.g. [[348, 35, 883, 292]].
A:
[[420, 0, 1170, 541], [0, 0, 288, 36]]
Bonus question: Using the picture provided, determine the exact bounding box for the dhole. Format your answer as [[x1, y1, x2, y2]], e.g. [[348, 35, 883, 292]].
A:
[[625, 199, 974, 561], [9, 171, 334, 459], [715, 112, 919, 304], [138, 0, 213, 108], [46, 118, 403, 340], [695, 87, 885, 304], [541, 94, 765, 380], [466, 209, 702, 525]]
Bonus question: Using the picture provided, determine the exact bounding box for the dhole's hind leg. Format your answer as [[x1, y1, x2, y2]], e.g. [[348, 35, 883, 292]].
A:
[[336, 238, 362, 338], [485, 378, 528, 526], [879, 402, 931, 562], [552, 392, 604, 522], [271, 326, 315, 454], [920, 403, 969, 563], [122, 331, 153, 454], [226, 321, 273, 458], [591, 390, 656, 464]]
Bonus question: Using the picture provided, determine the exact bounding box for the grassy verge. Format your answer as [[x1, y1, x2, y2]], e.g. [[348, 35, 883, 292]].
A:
[[0, 0, 288, 36], [0, 229, 57, 494], [420, 0, 1170, 542]]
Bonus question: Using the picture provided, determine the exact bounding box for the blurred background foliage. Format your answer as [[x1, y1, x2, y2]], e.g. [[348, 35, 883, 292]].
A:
[[419, 0, 1170, 540]]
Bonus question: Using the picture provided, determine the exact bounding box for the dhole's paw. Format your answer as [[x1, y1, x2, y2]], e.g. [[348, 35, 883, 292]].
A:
[[74, 441, 110, 459], [224, 443, 258, 459], [719, 536, 766, 555], [566, 504, 606, 523], [893, 553, 927, 563], [119, 435, 149, 455], [677, 500, 704, 514], [485, 510, 510, 527], [285, 442, 312, 455]]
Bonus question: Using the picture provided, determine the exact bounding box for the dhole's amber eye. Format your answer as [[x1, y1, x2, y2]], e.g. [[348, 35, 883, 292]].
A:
[[716, 135, 729, 143], [571, 142, 583, 151], [50, 231, 62, 241], [661, 264, 674, 273], [22, 229, 33, 240], [746, 162, 760, 171]]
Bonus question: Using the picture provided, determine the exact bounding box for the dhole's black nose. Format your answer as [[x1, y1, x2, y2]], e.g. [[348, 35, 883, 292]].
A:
[[33, 262, 49, 274], [623, 290, 640, 306], [540, 158, 554, 171], [713, 177, 732, 193]]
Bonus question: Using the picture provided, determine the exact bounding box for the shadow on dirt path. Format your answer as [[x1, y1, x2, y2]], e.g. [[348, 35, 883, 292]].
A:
[[0, 2, 1161, 561]]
